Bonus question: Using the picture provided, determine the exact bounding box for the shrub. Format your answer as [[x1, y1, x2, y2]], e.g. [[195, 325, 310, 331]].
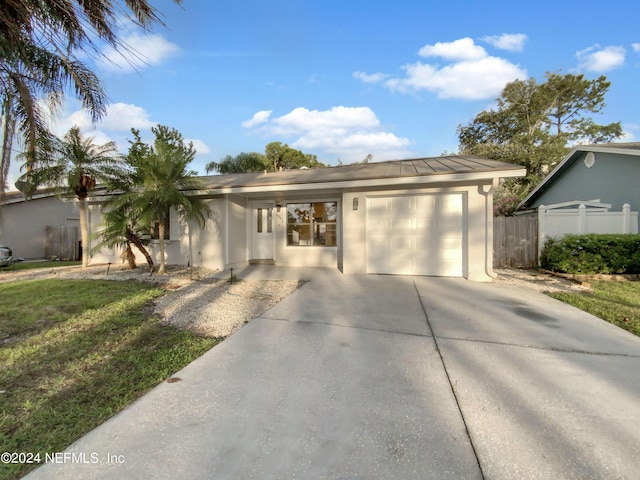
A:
[[540, 234, 640, 274]]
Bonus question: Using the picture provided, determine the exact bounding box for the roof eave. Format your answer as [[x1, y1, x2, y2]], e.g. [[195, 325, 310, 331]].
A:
[[519, 148, 581, 209], [202, 168, 526, 195]]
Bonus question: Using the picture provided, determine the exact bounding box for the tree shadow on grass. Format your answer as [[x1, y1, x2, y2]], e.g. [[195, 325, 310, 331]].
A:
[[0, 281, 219, 480]]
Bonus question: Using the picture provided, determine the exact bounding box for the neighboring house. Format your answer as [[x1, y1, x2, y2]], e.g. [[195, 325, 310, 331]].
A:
[[520, 143, 640, 212], [518, 143, 640, 256], [0, 191, 80, 259], [90, 155, 524, 281]]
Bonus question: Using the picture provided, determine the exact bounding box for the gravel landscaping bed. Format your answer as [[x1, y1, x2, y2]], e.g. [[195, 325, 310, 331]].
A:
[[152, 278, 303, 337], [494, 268, 590, 293]]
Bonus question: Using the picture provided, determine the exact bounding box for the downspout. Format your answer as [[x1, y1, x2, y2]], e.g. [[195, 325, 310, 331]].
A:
[[479, 179, 499, 280], [224, 196, 229, 267]]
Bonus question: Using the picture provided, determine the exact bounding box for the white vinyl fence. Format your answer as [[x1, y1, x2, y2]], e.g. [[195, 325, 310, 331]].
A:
[[537, 201, 638, 257]]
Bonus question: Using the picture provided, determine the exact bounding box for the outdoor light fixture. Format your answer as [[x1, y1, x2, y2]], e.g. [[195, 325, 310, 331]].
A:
[[276, 204, 282, 212], [353, 197, 359, 210]]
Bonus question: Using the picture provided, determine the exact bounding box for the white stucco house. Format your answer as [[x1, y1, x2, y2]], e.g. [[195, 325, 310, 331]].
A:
[[90, 155, 525, 281]]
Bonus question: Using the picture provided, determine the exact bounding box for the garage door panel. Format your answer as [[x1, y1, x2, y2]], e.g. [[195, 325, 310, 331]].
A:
[[366, 193, 464, 277]]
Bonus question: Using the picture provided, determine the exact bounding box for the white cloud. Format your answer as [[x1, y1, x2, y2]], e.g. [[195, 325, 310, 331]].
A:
[[101, 103, 155, 130], [243, 106, 412, 162], [355, 37, 527, 101], [481, 33, 528, 52], [632, 43, 640, 53], [418, 37, 487, 61], [98, 33, 180, 73], [54, 102, 155, 134], [352, 71, 391, 83], [576, 45, 626, 72], [186, 139, 211, 155], [387, 56, 526, 100], [275, 106, 380, 132], [241, 110, 272, 128], [619, 123, 640, 142]]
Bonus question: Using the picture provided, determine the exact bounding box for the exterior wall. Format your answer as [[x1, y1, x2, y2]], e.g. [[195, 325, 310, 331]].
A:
[[0, 196, 79, 259], [247, 193, 340, 269], [87, 180, 498, 281], [227, 194, 248, 266], [342, 181, 495, 282], [531, 152, 640, 211], [88, 198, 228, 273]]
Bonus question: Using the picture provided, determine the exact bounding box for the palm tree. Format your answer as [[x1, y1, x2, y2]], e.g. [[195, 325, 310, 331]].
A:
[[1, 0, 182, 198], [1, 45, 106, 198], [119, 126, 210, 274], [18, 126, 122, 268], [91, 202, 155, 271]]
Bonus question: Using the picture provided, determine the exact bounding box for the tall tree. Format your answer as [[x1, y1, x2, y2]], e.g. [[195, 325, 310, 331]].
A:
[[206, 143, 327, 174], [264, 142, 327, 170], [458, 72, 622, 193], [119, 126, 210, 274], [0, 0, 182, 198], [18, 126, 122, 267], [205, 152, 267, 174]]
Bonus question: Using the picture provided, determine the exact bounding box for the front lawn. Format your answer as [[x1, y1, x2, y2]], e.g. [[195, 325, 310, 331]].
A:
[[0, 279, 219, 480], [4, 260, 81, 271], [549, 281, 640, 337]]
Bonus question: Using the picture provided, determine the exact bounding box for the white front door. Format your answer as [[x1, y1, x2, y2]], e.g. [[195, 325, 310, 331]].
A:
[[251, 203, 275, 260]]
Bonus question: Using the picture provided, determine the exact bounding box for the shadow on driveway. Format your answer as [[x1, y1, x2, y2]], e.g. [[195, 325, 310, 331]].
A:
[[25, 272, 640, 480]]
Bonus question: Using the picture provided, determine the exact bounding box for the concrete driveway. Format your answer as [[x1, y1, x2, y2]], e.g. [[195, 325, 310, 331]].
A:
[[25, 268, 640, 479]]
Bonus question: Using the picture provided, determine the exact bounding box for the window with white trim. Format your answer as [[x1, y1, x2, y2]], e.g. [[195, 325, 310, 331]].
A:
[[287, 202, 337, 246]]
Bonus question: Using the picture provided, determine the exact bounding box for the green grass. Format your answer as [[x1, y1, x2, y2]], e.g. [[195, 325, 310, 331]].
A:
[[549, 281, 640, 337], [1, 260, 81, 272], [0, 279, 219, 480]]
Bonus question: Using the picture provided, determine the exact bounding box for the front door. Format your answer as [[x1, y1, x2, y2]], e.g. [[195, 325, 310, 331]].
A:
[[251, 203, 275, 260]]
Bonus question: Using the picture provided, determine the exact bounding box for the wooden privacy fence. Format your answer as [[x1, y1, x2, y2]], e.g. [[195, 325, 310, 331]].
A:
[[493, 215, 538, 268], [45, 225, 80, 260]]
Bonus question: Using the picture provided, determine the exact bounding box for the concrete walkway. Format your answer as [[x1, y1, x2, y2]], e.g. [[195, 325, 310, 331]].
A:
[[25, 268, 640, 479]]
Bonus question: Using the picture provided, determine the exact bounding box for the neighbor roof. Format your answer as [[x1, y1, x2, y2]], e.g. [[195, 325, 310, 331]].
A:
[[520, 143, 640, 209], [198, 155, 525, 193]]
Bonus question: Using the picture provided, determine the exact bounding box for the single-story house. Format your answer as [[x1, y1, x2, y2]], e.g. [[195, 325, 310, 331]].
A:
[[517, 144, 639, 255], [0, 190, 80, 260], [520, 143, 640, 212], [90, 155, 524, 281]]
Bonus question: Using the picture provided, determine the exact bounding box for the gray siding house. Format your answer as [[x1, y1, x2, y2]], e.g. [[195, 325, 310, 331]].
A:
[[520, 143, 640, 211], [0, 191, 80, 260], [518, 143, 640, 257]]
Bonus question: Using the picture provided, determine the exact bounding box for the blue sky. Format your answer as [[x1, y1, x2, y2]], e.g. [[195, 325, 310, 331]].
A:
[[9, 0, 640, 186]]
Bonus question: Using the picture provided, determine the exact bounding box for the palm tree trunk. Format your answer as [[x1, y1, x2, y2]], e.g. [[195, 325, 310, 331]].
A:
[[129, 232, 154, 272], [78, 196, 90, 268], [1, 98, 16, 199], [124, 241, 136, 269], [157, 221, 166, 274]]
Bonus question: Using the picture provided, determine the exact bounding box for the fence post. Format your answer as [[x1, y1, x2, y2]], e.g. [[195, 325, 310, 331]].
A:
[[537, 205, 546, 260], [622, 203, 631, 234], [578, 204, 586, 233]]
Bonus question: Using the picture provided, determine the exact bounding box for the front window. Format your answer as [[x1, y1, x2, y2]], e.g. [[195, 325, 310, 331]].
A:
[[287, 202, 337, 246]]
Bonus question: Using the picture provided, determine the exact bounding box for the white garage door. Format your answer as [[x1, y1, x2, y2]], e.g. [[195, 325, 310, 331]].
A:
[[366, 193, 464, 276]]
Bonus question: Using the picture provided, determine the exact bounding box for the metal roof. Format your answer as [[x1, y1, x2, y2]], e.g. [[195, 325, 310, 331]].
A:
[[198, 155, 525, 191], [2, 155, 526, 203]]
